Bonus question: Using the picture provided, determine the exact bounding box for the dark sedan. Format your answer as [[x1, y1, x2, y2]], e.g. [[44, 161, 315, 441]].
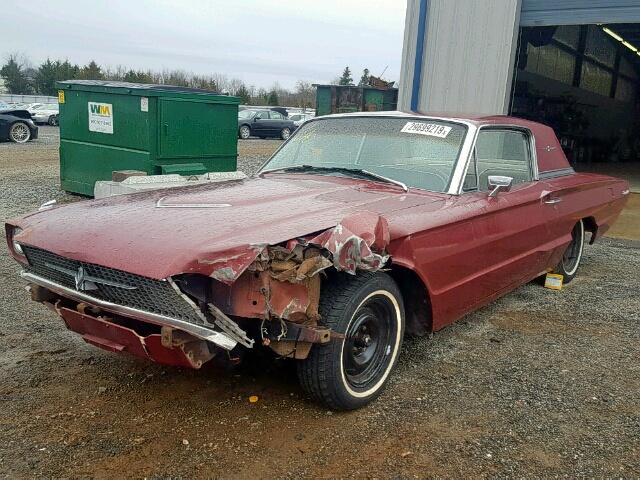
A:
[[0, 109, 39, 143], [238, 109, 295, 140]]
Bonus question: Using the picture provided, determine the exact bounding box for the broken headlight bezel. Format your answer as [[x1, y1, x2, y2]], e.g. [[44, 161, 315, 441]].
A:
[[6, 224, 28, 265]]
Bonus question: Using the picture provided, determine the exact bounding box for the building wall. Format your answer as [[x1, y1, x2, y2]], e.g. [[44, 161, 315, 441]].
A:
[[399, 0, 522, 115]]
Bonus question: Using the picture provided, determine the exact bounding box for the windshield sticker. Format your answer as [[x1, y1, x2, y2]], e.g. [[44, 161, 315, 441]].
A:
[[401, 122, 451, 138]]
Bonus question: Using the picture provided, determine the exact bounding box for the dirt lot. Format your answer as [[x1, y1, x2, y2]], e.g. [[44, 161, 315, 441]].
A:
[[1, 127, 639, 479]]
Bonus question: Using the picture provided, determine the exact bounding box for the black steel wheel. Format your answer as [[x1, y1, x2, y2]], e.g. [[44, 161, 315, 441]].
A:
[[553, 220, 585, 283], [297, 272, 404, 410]]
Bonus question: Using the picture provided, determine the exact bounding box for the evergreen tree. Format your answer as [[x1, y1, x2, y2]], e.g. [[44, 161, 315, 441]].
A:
[[235, 84, 251, 104], [358, 68, 370, 86], [34, 58, 59, 95], [338, 66, 353, 85], [267, 89, 279, 106], [0, 55, 32, 94], [78, 60, 104, 80]]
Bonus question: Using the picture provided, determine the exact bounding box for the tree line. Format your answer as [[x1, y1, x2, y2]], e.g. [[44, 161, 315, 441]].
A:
[[0, 54, 317, 108], [1, 53, 380, 107]]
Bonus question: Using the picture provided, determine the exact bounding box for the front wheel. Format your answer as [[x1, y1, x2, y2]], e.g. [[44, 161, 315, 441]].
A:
[[553, 220, 585, 283], [280, 127, 291, 140], [297, 272, 404, 410], [9, 122, 31, 143], [238, 125, 251, 139]]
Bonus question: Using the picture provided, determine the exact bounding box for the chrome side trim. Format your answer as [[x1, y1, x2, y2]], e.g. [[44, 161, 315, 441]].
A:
[[21, 271, 238, 351], [538, 167, 576, 180]]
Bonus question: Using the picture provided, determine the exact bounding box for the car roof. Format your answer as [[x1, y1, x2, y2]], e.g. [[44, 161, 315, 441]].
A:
[[314, 110, 570, 174]]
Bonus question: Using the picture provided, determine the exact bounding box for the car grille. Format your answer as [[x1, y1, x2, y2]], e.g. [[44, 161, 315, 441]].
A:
[[22, 246, 202, 324]]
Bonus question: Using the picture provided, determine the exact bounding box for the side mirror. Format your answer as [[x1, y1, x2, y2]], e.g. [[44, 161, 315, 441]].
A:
[[488, 175, 513, 197], [253, 117, 260, 122]]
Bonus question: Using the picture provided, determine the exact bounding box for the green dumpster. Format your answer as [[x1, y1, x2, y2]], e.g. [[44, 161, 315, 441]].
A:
[[314, 84, 398, 116], [56, 80, 239, 195]]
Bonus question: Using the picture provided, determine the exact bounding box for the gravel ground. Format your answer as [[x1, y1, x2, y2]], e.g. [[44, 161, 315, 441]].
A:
[[0, 128, 638, 479]]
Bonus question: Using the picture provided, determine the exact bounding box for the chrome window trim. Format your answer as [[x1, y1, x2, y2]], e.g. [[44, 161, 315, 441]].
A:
[[454, 124, 539, 195], [538, 167, 576, 179], [21, 270, 238, 351]]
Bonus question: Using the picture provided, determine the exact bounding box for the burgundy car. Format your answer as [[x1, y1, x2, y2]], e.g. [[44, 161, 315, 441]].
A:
[[6, 112, 629, 410]]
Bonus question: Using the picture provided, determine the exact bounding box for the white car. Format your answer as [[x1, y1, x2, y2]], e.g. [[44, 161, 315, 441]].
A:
[[288, 112, 314, 128], [31, 104, 59, 126]]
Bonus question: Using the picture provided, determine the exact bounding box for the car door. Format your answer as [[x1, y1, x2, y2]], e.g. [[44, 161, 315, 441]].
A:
[[461, 127, 556, 305], [269, 110, 287, 133], [253, 110, 271, 135]]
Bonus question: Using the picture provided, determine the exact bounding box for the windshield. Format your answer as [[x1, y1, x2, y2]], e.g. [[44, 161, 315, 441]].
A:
[[261, 117, 467, 192], [238, 110, 256, 119]]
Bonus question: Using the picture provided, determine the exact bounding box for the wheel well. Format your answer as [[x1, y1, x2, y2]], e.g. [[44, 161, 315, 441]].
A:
[[387, 264, 433, 335], [582, 216, 598, 244]]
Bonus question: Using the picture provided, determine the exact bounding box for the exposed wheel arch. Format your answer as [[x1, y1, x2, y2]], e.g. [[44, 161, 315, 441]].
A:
[[387, 263, 433, 336], [582, 216, 598, 244]]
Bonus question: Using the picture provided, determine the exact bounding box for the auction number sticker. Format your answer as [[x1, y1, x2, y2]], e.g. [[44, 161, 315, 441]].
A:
[[88, 102, 113, 134], [401, 122, 451, 138]]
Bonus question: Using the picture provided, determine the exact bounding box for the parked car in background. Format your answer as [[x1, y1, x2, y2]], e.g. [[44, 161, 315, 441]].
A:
[[0, 101, 11, 111], [0, 109, 38, 143], [31, 104, 59, 125], [289, 112, 314, 128], [5, 112, 629, 410], [25, 103, 44, 114], [238, 108, 296, 139]]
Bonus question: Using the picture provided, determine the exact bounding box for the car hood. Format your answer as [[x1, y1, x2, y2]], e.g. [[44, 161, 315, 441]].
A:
[[13, 175, 442, 280]]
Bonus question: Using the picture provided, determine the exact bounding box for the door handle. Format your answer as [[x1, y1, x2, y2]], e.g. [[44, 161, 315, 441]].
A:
[[544, 198, 562, 204]]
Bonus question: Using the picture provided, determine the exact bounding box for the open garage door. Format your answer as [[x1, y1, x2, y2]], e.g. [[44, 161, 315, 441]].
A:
[[511, 21, 640, 197], [521, 0, 640, 27]]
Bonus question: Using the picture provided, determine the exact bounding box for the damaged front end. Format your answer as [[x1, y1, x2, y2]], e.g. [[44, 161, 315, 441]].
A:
[[19, 212, 391, 368]]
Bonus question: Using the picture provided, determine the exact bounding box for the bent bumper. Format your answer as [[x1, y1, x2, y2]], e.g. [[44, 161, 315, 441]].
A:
[[21, 271, 237, 351], [57, 305, 214, 369]]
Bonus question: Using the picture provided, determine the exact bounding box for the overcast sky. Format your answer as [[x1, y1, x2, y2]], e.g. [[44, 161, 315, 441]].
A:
[[3, 0, 407, 89]]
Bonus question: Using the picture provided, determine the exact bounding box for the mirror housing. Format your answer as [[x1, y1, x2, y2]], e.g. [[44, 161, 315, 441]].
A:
[[488, 175, 513, 197]]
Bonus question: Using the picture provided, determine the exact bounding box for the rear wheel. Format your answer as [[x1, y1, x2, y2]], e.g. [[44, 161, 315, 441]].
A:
[[238, 125, 251, 139], [48, 115, 58, 126], [9, 122, 31, 143], [553, 220, 585, 283], [280, 127, 291, 140], [297, 272, 404, 410]]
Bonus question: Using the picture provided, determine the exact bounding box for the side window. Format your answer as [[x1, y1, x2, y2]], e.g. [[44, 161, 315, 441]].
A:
[[256, 111, 270, 119], [469, 129, 533, 192], [270, 111, 284, 120]]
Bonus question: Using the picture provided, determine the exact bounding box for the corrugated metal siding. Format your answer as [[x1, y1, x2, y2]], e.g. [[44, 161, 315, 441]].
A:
[[397, 0, 420, 111], [416, 0, 522, 115], [521, 0, 640, 26]]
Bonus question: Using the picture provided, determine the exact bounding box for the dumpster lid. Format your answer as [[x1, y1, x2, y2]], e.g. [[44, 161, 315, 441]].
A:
[[57, 80, 238, 101]]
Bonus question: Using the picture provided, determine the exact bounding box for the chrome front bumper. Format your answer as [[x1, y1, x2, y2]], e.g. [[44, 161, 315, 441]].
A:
[[21, 271, 238, 351]]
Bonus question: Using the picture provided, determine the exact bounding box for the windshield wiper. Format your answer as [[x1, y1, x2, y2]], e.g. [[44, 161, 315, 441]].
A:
[[260, 165, 408, 192]]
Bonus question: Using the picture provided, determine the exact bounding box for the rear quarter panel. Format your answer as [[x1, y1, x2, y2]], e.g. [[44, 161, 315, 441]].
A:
[[543, 173, 629, 248]]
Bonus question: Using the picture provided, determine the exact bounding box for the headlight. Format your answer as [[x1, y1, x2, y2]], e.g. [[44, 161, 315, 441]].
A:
[[12, 228, 24, 255]]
